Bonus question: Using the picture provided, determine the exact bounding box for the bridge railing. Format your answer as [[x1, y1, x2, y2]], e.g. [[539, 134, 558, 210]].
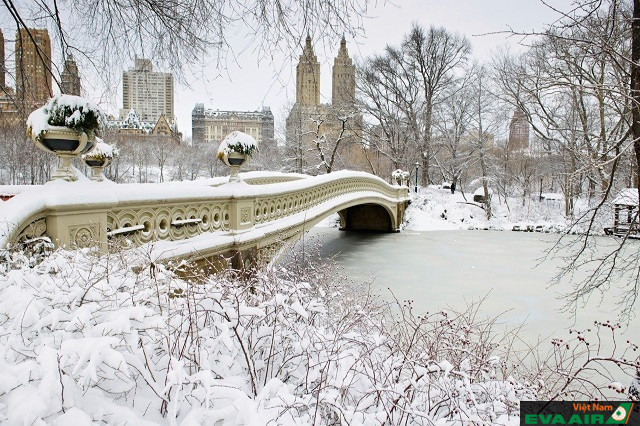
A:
[[0, 171, 408, 254]]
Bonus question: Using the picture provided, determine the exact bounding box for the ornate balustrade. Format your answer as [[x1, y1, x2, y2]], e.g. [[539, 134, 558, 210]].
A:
[[0, 171, 409, 263]]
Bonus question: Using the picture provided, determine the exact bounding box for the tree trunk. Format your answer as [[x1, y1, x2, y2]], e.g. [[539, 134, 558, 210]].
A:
[[633, 0, 640, 209]]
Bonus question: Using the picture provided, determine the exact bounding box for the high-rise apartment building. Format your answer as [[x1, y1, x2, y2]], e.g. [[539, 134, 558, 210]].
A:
[[508, 108, 530, 152], [332, 37, 355, 106], [15, 28, 52, 107], [61, 54, 81, 96], [121, 58, 173, 122], [192, 104, 274, 146]]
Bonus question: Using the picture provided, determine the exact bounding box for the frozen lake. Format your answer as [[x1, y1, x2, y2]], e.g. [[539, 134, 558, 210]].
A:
[[299, 228, 640, 347]]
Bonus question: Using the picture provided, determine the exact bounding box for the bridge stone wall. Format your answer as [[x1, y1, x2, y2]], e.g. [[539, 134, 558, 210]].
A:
[[0, 171, 409, 263]]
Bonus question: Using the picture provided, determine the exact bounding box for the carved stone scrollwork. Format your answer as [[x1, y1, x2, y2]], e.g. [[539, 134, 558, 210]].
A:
[[69, 224, 100, 248], [17, 218, 47, 242], [240, 207, 251, 224]]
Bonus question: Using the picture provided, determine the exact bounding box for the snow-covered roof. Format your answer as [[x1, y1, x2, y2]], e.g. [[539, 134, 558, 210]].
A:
[[473, 187, 493, 196], [106, 109, 175, 134], [614, 188, 638, 206], [202, 108, 272, 120]]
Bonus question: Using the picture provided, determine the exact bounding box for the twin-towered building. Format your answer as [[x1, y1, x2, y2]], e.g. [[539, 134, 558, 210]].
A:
[[285, 35, 363, 173], [190, 35, 360, 160]]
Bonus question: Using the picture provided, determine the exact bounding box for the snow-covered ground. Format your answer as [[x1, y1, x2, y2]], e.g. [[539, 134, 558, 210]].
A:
[[0, 248, 537, 425], [315, 185, 607, 234], [402, 186, 608, 234]]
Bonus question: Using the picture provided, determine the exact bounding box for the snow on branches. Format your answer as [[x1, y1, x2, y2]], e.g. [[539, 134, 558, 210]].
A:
[[1, 246, 636, 423], [0, 247, 538, 424]]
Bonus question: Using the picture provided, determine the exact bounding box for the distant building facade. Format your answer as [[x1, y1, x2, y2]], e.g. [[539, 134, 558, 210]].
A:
[[15, 28, 52, 108], [121, 58, 173, 122], [0, 28, 51, 126], [285, 36, 362, 173], [61, 54, 81, 95], [0, 28, 17, 125], [107, 108, 181, 143], [191, 104, 274, 146], [508, 108, 529, 152]]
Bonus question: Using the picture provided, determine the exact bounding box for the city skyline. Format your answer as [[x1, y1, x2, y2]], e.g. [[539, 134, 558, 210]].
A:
[[0, 1, 572, 140]]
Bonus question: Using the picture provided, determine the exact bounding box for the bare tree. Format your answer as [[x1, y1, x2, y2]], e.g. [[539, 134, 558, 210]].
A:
[[3, 0, 370, 93], [494, 1, 640, 317], [310, 105, 361, 174], [358, 47, 421, 173], [403, 24, 471, 185], [433, 79, 475, 190]]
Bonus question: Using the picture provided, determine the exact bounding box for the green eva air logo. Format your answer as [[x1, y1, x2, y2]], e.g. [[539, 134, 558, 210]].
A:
[[606, 403, 633, 424]]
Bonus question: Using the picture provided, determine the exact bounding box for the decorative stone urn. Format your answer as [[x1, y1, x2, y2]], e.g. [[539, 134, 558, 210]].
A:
[[217, 131, 257, 183], [83, 156, 111, 182], [27, 95, 104, 182], [223, 152, 248, 182], [35, 127, 95, 182], [391, 169, 409, 187]]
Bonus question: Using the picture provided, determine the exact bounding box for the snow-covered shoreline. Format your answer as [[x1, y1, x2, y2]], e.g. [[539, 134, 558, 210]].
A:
[[401, 186, 608, 235]]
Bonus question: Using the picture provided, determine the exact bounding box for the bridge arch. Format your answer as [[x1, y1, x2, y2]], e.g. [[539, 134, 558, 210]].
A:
[[339, 203, 394, 232]]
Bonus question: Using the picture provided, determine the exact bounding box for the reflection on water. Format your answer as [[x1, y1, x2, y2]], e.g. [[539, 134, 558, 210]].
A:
[[296, 228, 639, 346]]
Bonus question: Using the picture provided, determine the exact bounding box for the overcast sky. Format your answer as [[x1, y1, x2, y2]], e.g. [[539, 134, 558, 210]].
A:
[[161, 0, 574, 140], [2, 0, 574, 139]]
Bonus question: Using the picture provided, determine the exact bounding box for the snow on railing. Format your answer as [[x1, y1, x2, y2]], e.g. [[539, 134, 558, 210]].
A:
[[106, 224, 145, 237], [0, 170, 409, 250], [171, 218, 202, 226]]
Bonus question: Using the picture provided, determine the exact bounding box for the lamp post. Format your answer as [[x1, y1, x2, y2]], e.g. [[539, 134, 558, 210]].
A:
[[414, 162, 420, 193]]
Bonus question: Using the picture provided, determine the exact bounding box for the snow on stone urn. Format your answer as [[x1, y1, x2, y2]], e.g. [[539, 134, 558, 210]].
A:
[[217, 131, 258, 182], [82, 139, 118, 182], [27, 94, 105, 182], [391, 169, 410, 186]]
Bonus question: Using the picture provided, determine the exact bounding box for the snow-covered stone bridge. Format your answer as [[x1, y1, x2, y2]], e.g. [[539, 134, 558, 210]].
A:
[[0, 171, 409, 265]]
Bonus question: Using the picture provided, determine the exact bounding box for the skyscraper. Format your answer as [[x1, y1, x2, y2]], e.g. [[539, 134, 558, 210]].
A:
[[15, 28, 52, 107], [508, 108, 530, 152], [332, 37, 355, 106], [121, 58, 174, 122], [61, 54, 81, 96], [295, 35, 320, 106]]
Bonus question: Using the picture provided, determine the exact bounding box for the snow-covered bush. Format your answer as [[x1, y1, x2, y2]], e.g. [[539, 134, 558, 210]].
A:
[[391, 169, 410, 185], [27, 94, 105, 141], [216, 131, 258, 160], [0, 246, 636, 424], [83, 139, 119, 162]]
